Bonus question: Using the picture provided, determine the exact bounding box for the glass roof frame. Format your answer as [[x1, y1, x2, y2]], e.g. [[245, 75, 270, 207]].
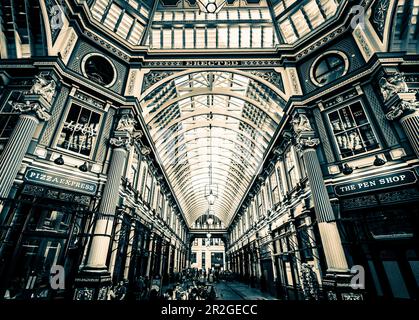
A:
[[141, 69, 286, 227]]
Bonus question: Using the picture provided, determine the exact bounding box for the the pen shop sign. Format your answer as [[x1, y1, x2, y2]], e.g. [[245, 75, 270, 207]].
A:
[[335, 170, 417, 197], [25, 167, 98, 195]]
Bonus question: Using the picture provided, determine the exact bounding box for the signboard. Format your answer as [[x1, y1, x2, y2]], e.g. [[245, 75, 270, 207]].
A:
[[335, 170, 417, 197], [25, 168, 98, 195]]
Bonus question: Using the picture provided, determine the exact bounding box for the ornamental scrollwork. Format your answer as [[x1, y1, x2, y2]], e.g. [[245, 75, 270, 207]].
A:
[[386, 100, 419, 121], [29, 74, 57, 103], [292, 114, 313, 135], [11, 101, 51, 121], [142, 71, 175, 92], [296, 137, 321, 151], [116, 114, 137, 134], [109, 136, 131, 149], [370, 0, 390, 41], [379, 72, 409, 102], [140, 146, 151, 156]]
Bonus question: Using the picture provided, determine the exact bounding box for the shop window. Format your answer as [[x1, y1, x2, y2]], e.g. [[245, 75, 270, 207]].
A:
[[257, 191, 265, 217], [128, 150, 140, 188], [211, 252, 224, 267], [57, 104, 101, 157], [311, 52, 348, 86], [143, 171, 153, 204], [328, 102, 379, 159], [285, 148, 298, 190], [202, 252, 206, 268], [27, 207, 72, 233], [297, 227, 313, 261], [270, 170, 280, 205], [191, 252, 197, 264], [138, 162, 147, 195]]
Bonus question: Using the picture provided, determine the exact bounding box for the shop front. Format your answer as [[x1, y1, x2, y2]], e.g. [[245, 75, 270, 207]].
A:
[[0, 182, 96, 299], [336, 169, 419, 300]]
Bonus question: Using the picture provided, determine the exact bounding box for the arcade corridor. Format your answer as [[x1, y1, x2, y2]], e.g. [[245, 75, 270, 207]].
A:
[[0, 0, 419, 302]]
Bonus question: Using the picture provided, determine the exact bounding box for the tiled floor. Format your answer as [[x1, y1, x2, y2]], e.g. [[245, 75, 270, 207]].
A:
[[214, 281, 277, 300]]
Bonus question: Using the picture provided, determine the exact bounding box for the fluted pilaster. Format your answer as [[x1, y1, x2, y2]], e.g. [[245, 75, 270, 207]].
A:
[[386, 99, 419, 158], [296, 134, 348, 272], [84, 134, 130, 270], [0, 99, 51, 199]]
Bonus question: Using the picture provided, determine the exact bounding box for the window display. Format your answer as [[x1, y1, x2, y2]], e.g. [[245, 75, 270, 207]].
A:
[[328, 102, 379, 159], [57, 105, 101, 157]]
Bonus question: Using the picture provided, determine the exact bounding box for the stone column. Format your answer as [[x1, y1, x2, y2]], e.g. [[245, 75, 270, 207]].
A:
[[146, 233, 155, 277], [167, 244, 172, 274], [296, 134, 348, 272], [75, 114, 139, 300], [123, 221, 136, 280], [386, 95, 419, 158], [0, 96, 51, 200], [84, 133, 131, 272], [108, 214, 123, 277]]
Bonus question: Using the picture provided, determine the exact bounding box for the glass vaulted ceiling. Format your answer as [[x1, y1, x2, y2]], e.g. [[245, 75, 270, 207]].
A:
[[142, 71, 286, 227], [87, 0, 343, 48]]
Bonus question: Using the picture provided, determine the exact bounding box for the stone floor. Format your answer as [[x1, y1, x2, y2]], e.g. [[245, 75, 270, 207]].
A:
[[214, 281, 277, 300]]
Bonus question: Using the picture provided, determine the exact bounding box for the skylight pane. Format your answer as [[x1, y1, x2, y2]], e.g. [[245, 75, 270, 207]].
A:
[[151, 28, 161, 48], [117, 13, 134, 39], [162, 28, 172, 48], [229, 10, 239, 20], [304, 1, 325, 28], [174, 11, 184, 21], [291, 10, 311, 37], [261, 9, 271, 19], [218, 10, 228, 20], [262, 26, 274, 47], [185, 11, 195, 21], [174, 28, 184, 48], [241, 26, 251, 48], [320, 0, 338, 17], [128, 23, 144, 44], [230, 26, 239, 48], [250, 9, 261, 19], [279, 20, 298, 43], [240, 9, 250, 20], [103, 4, 122, 30], [91, 0, 107, 21], [207, 28, 217, 48], [218, 26, 228, 48], [196, 28, 206, 48], [185, 28, 194, 48], [252, 26, 262, 47]]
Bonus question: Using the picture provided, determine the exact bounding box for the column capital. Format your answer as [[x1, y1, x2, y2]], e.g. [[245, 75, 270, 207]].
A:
[[109, 134, 131, 150], [11, 99, 51, 122], [296, 135, 321, 152], [386, 99, 419, 121]]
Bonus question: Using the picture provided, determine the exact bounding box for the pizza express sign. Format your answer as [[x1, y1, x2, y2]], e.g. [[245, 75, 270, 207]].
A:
[[335, 170, 417, 196], [25, 168, 98, 195]]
